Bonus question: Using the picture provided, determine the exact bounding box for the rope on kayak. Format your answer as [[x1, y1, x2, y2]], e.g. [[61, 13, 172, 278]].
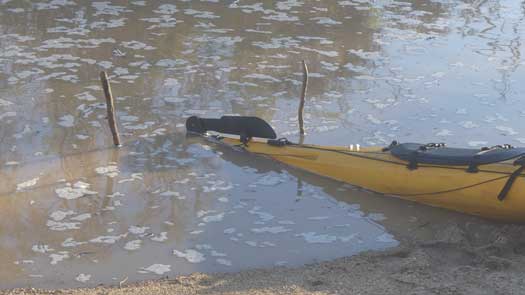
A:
[[385, 175, 510, 197], [286, 143, 520, 176], [262, 141, 525, 200]]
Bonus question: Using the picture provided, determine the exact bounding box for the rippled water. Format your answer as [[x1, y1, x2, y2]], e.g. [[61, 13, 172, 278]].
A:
[[1, 0, 524, 289]]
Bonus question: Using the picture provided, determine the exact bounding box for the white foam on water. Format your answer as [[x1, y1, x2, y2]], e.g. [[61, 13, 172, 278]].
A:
[[164, 97, 186, 103], [173, 249, 205, 263], [74, 91, 96, 101], [253, 174, 285, 186], [92, 1, 128, 16], [49, 252, 69, 265], [151, 232, 168, 242], [58, 114, 74, 127], [142, 264, 171, 275], [202, 213, 224, 223], [32, 244, 54, 254], [496, 126, 518, 136], [223, 228, 236, 234], [311, 17, 342, 25], [71, 213, 91, 221], [129, 226, 149, 235], [250, 226, 291, 234], [46, 220, 81, 231], [95, 165, 119, 178], [459, 121, 478, 129], [122, 40, 155, 50], [376, 233, 396, 243], [202, 180, 233, 192], [16, 177, 39, 191], [75, 273, 91, 283], [118, 173, 143, 183], [244, 73, 281, 83], [124, 240, 142, 251], [308, 216, 330, 221], [90, 234, 127, 244], [56, 181, 97, 200], [62, 238, 87, 247], [184, 9, 219, 19], [49, 210, 75, 221], [154, 4, 178, 14], [296, 232, 337, 244], [158, 191, 182, 198]]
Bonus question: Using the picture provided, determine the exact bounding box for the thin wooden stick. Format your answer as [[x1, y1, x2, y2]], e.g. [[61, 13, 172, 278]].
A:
[[298, 60, 308, 135], [100, 71, 121, 147]]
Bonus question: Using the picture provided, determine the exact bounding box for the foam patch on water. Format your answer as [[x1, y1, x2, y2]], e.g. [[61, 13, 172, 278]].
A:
[[56, 181, 97, 200], [202, 213, 224, 223], [154, 4, 178, 14], [118, 173, 143, 183], [296, 232, 337, 244], [75, 273, 91, 283], [49, 210, 75, 221], [157, 190, 185, 199], [124, 240, 142, 251], [141, 264, 171, 275], [122, 40, 155, 50], [203, 180, 233, 192], [376, 233, 396, 243], [173, 249, 205, 263], [58, 114, 74, 127], [128, 226, 149, 235], [46, 219, 81, 231], [62, 238, 87, 248], [32, 244, 54, 254], [16, 177, 39, 191], [251, 226, 291, 234], [253, 173, 286, 186], [49, 252, 69, 265], [95, 165, 119, 178], [90, 234, 127, 244], [147, 231, 167, 242]]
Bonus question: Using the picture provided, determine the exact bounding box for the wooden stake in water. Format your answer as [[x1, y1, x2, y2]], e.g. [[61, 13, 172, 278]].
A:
[[298, 60, 309, 135], [100, 71, 121, 147]]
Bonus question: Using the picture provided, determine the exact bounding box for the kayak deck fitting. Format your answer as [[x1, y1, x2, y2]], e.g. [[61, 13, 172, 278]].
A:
[[186, 116, 525, 222]]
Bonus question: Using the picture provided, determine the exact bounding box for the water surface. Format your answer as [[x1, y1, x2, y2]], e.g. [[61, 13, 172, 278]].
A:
[[1, 0, 524, 289]]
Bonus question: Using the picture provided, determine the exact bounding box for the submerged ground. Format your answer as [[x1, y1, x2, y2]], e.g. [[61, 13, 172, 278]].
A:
[[1, 0, 525, 293]]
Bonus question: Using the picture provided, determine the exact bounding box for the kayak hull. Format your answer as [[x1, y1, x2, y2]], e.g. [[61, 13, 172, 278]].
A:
[[217, 137, 525, 223]]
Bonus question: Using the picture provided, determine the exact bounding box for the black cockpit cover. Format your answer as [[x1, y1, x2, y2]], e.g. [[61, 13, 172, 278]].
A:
[[390, 143, 525, 166]]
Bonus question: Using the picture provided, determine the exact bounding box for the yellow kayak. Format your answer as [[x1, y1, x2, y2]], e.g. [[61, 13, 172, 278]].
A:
[[186, 116, 525, 222]]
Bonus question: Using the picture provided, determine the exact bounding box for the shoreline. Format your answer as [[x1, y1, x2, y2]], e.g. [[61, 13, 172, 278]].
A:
[[5, 220, 525, 295]]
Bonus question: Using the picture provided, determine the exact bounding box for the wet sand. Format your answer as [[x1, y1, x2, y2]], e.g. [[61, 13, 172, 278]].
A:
[[5, 218, 525, 295]]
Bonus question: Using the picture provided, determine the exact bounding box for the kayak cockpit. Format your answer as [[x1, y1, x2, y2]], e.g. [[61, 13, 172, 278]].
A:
[[388, 142, 525, 169]]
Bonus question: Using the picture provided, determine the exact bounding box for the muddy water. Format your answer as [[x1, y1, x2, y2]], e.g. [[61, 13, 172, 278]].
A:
[[1, 0, 524, 290]]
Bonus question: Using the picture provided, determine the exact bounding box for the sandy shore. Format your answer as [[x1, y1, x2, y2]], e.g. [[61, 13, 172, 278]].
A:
[[4, 219, 525, 295]]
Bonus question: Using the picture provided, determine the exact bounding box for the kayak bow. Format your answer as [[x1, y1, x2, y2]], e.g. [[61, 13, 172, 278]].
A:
[[186, 116, 525, 222]]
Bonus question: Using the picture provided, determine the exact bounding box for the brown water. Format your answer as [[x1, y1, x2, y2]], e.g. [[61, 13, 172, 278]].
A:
[[0, 0, 524, 289]]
